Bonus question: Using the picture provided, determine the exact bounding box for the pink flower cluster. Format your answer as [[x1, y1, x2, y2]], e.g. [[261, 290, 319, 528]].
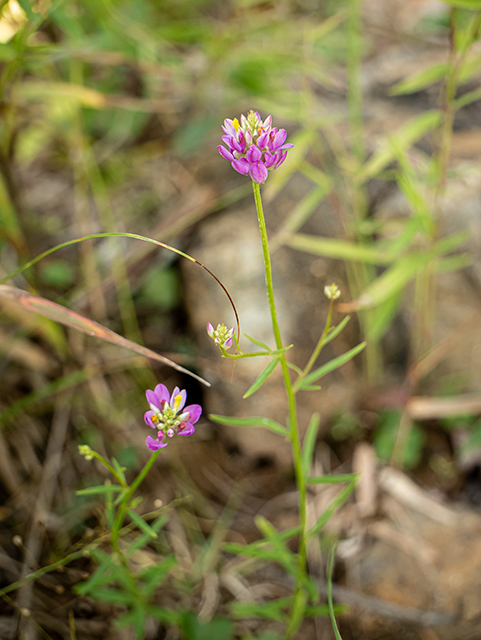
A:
[[218, 111, 293, 184], [144, 384, 202, 451]]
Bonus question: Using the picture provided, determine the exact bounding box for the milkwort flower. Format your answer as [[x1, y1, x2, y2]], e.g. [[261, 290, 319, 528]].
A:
[[218, 111, 293, 184], [144, 384, 202, 451], [207, 322, 235, 350]]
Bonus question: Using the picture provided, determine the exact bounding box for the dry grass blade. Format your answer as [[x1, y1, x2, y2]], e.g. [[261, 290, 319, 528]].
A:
[[0, 285, 210, 387]]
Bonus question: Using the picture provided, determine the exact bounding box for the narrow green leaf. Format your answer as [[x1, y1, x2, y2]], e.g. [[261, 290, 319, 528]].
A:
[[210, 414, 288, 436], [88, 587, 133, 606], [303, 343, 366, 385], [111, 458, 127, 485], [127, 510, 158, 539], [126, 515, 169, 556], [287, 234, 393, 264], [306, 603, 345, 616], [243, 358, 279, 399], [243, 333, 271, 350], [76, 485, 124, 496], [309, 480, 357, 537], [307, 473, 359, 484], [357, 111, 442, 183], [148, 605, 183, 625], [140, 557, 177, 595], [390, 62, 448, 96], [324, 317, 350, 346], [298, 384, 321, 391], [255, 516, 298, 575], [455, 87, 481, 110], [230, 598, 290, 622], [433, 229, 470, 255], [224, 525, 301, 557], [437, 253, 472, 272], [302, 413, 321, 477], [352, 255, 428, 309]]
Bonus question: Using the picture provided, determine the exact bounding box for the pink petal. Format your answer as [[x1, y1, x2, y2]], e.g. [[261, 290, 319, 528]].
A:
[[146, 389, 159, 408], [273, 129, 287, 148], [184, 404, 202, 424], [257, 132, 268, 148], [154, 384, 170, 407], [218, 145, 235, 161], [237, 131, 246, 152], [275, 151, 287, 168], [232, 158, 250, 175], [144, 411, 157, 428], [146, 435, 168, 451], [222, 119, 237, 136], [250, 162, 268, 184], [178, 424, 195, 436], [230, 137, 244, 153], [264, 152, 277, 168], [246, 146, 262, 163]]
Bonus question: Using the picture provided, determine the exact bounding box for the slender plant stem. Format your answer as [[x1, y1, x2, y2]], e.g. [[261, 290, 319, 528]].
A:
[[327, 546, 343, 640], [111, 449, 162, 548], [252, 181, 308, 637], [294, 299, 333, 391]]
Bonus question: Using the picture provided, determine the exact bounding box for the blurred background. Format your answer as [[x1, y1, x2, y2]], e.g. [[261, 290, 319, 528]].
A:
[[1, 0, 481, 638]]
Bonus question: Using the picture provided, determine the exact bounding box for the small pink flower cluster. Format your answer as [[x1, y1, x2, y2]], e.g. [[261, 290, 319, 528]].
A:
[[144, 384, 201, 451], [218, 111, 293, 184]]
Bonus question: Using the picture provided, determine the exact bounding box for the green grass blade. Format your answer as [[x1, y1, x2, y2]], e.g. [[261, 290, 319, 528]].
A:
[[209, 414, 288, 436], [327, 547, 343, 640]]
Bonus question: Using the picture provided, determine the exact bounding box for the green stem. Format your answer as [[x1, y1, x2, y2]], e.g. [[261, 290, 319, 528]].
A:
[[346, 0, 365, 165], [327, 546, 343, 640], [252, 181, 307, 638], [294, 299, 333, 392], [85, 451, 127, 487], [110, 449, 162, 549]]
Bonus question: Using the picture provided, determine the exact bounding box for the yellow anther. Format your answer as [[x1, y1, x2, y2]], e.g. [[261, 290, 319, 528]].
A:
[[173, 395, 182, 411], [233, 118, 239, 131]]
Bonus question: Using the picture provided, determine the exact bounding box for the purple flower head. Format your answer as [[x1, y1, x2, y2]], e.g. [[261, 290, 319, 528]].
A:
[[218, 111, 294, 184], [144, 384, 202, 451]]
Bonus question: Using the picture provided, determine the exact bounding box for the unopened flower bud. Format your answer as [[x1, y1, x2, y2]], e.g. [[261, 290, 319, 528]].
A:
[[324, 283, 341, 300]]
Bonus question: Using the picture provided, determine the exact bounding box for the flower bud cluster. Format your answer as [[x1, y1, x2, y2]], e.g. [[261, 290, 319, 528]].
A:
[[78, 444, 94, 461], [324, 283, 341, 300], [207, 322, 235, 350], [218, 111, 293, 184]]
